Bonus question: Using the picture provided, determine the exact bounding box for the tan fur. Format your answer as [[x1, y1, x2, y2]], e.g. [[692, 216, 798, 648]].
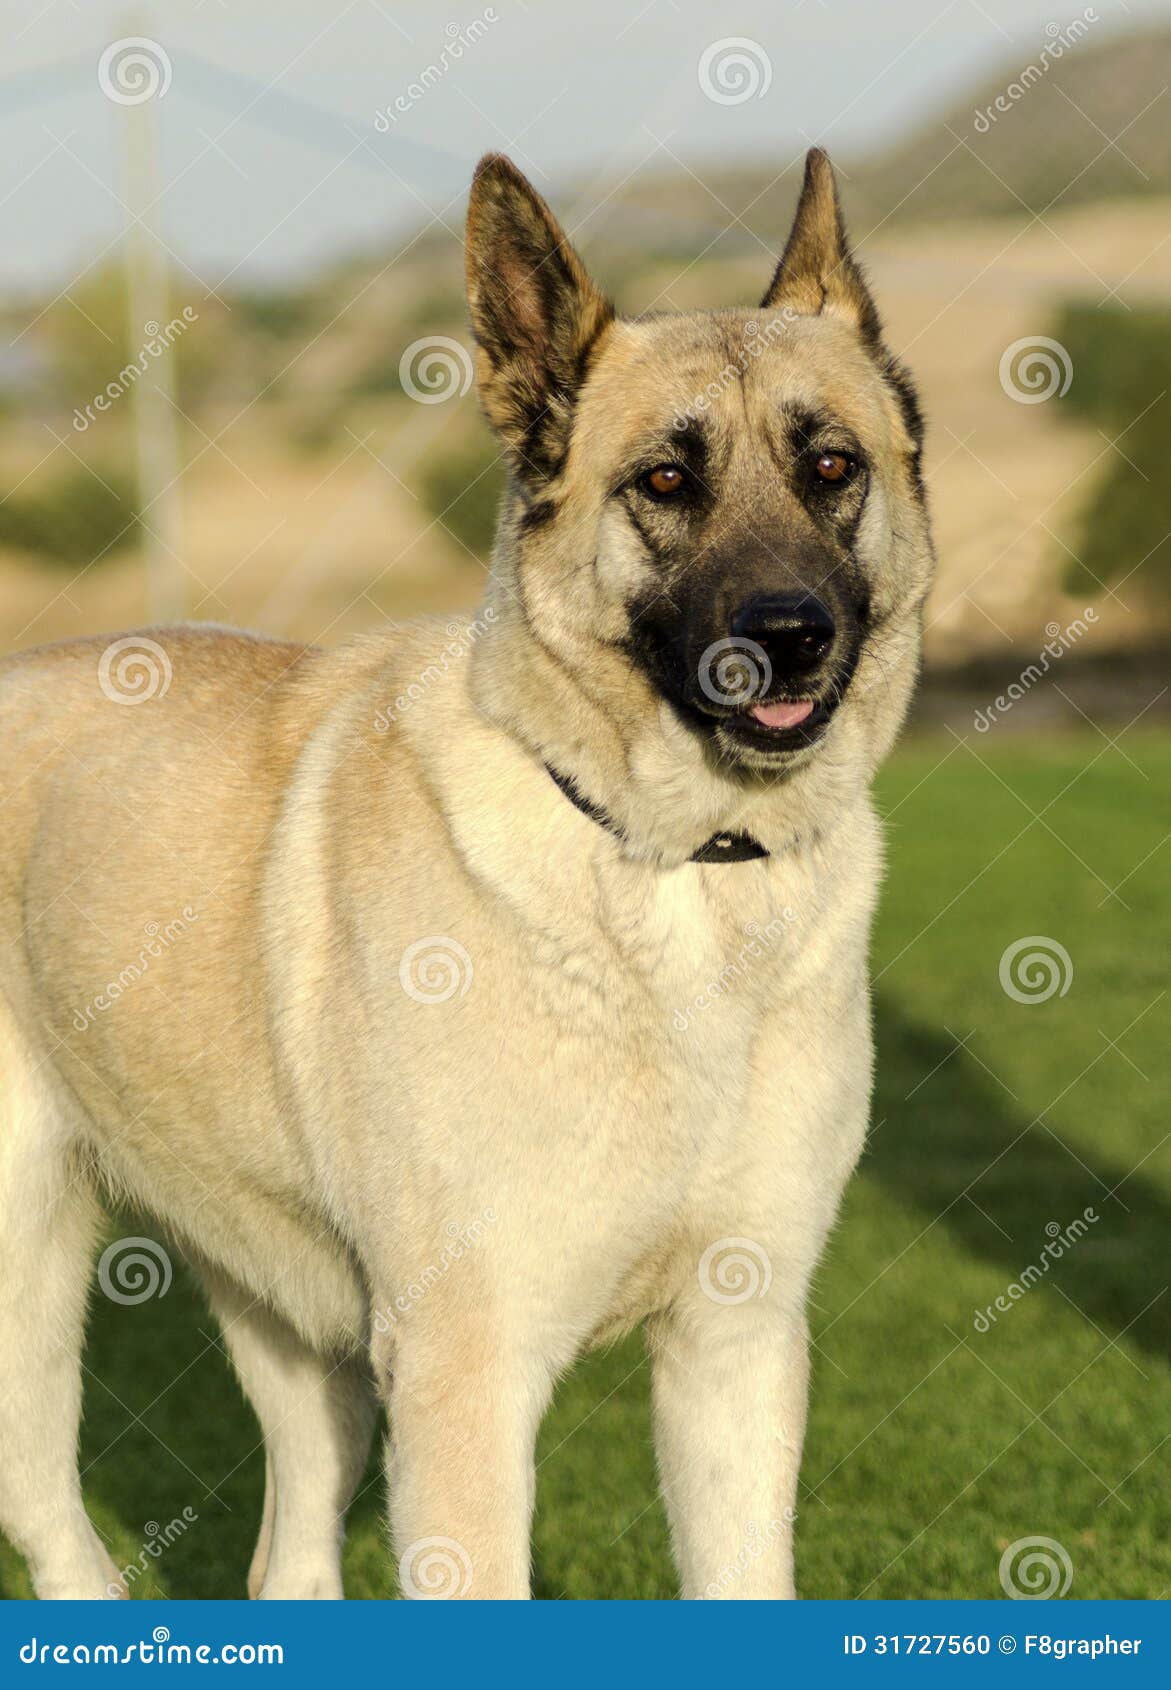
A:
[[0, 150, 933, 1600]]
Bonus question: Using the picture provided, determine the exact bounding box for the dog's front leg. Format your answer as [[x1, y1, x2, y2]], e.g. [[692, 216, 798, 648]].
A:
[[379, 1324, 552, 1600], [648, 1296, 808, 1599]]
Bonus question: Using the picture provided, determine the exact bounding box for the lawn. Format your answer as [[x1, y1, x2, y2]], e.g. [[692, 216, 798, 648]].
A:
[[2, 729, 1167, 1600]]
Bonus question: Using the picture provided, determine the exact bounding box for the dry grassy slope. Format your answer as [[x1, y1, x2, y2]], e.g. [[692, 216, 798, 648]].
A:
[[5, 13, 1171, 664], [861, 198, 1171, 663], [4, 197, 1169, 664]]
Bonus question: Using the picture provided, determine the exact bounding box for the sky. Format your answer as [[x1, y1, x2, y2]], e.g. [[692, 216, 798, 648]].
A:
[[0, 0, 1167, 293]]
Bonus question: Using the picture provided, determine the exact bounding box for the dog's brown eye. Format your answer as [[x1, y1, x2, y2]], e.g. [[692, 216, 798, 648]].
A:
[[643, 464, 687, 497], [814, 452, 852, 484]]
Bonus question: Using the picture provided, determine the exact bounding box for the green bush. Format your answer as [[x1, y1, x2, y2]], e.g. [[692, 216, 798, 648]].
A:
[[232, 286, 320, 340], [0, 464, 138, 567], [1052, 301, 1171, 600], [415, 434, 504, 561]]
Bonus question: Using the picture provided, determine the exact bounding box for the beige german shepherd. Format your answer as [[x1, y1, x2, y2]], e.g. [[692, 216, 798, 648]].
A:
[[0, 148, 933, 1600]]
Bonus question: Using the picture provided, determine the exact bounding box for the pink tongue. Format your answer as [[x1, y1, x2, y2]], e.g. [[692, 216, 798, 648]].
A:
[[750, 699, 814, 730]]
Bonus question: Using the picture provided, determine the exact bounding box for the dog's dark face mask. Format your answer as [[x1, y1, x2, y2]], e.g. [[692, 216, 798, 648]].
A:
[[614, 394, 878, 764], [465, 149, 932, 777]]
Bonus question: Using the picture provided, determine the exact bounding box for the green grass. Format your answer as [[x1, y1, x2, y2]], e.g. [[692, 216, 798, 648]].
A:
[[1, 731, 1167, 1600]]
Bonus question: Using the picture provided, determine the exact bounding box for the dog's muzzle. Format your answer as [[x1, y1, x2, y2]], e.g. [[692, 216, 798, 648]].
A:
[[688, 587, 862, 758]]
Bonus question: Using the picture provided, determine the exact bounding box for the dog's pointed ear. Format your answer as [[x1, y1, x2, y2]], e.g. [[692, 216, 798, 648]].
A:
[[466, 153, 613, 484], [761, 148, 880, 343]]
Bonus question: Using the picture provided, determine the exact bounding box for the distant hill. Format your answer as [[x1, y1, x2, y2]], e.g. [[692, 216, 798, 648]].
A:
[[574, 26, 1171, 261], [851, 24, 1171, 227], [246, 23, 1171, 408], [102, 21, 1158, 389]]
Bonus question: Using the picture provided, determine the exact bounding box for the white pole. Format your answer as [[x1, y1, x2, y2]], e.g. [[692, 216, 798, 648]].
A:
[[119, 22, 184, 621]]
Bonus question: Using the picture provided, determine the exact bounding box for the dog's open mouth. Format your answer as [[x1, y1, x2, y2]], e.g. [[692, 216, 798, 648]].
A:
[[717, 695, 835, 756], [655, 638, 862, 762], [748, 699, 815, 731], [675, 689, 839, 758]]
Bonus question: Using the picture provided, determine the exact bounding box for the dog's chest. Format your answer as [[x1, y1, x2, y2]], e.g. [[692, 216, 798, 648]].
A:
[[492, 856, 844, 1337], [520, 853, 818, 1134]]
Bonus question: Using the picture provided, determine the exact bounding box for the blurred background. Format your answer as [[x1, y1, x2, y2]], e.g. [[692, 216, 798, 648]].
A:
[[0, 0, 1167, 1600]]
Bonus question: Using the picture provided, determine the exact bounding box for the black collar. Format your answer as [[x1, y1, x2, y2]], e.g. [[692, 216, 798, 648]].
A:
[[545, 764, 770, 865]]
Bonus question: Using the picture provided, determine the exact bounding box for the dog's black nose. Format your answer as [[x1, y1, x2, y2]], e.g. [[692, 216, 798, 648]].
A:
[[729, 593, 836, 681]]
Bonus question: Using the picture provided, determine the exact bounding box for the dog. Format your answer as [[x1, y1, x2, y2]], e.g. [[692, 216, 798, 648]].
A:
[[0, 148, 933, 1600]]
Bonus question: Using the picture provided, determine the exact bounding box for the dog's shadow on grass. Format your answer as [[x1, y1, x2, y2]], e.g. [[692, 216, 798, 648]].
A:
[[864, 995, 1168, 1364], [27, 997, 1161, 1600]]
